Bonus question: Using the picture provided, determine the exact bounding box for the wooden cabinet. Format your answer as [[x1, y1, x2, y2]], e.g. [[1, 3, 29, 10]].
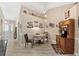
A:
[[56, 19, 75, 54], [56, 35, 60, 48]]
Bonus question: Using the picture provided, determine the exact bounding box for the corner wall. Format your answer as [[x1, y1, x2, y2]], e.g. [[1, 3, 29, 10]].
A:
[[0, 6, 4, 40], [46, 3, 74, 44], [17, 6, 45, 44], [46, 3, 79, 55]]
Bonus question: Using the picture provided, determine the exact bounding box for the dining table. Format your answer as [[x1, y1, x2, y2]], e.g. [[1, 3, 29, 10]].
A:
[[33, 34, 46, 44]]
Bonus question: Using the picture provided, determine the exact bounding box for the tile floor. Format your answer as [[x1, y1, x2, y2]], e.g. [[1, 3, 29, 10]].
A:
[[5, 39, 58, 56], [5, 39, 75, 56]]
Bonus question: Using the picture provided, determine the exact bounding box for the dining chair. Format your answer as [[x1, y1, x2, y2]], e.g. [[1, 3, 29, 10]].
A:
[[24, 33, 33, 48], [44, 32, 49, 42]]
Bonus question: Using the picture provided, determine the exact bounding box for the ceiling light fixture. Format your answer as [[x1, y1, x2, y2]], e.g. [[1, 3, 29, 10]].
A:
[[4, 21, 7, 23], [44, 14, 47, 18]]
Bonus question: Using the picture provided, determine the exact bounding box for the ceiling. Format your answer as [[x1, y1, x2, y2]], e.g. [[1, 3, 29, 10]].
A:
[[22, 2, 72, 12], [0, 2, 72, 20]]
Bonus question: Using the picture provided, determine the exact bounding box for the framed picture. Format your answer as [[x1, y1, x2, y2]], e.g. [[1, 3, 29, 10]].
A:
[[27, 21, 33, 28], [34, 21, 38, 27], [56, 24, 59, 27], [23, 10, 27, 13], [65, 10, 70, 19], [49, 23, 55, 28], [39, 23, 43, 28]]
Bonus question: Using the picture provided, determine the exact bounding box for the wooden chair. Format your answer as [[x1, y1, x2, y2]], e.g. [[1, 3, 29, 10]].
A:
[[24, 33, 33, 48], [44, 32, 48, 42]]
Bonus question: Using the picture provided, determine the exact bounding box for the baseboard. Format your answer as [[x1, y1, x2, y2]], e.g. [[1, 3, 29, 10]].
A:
[[74, 37, 79, 56], [75, 37, 79, 43], [74, 52, 79, 56]]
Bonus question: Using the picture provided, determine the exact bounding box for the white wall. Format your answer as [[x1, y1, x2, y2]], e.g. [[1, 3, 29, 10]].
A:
[[46, 3, 79, 55], [46, 3, 73, 44], [65, 3, 79, 55], [77, 3, 79, 55], [0, 6, 4, 40], [18, 6, 45, 44], [69, 4, 78, 55]]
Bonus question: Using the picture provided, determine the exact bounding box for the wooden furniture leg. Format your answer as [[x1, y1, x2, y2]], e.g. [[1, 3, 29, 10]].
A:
[[25, 42, 26, 48]]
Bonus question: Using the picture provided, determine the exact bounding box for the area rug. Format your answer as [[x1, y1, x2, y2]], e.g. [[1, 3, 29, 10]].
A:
[[51, 44, 63, 54]]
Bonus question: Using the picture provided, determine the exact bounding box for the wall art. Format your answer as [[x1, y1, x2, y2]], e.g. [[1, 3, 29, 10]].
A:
[[65, 10, 70, 19], [39, 23, 43, 28], [27, 21, 33, 28], [49, 23, 55, 28]]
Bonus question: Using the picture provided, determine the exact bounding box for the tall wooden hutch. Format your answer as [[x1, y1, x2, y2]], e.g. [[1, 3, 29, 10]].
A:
[[56, 19, 75, 54]]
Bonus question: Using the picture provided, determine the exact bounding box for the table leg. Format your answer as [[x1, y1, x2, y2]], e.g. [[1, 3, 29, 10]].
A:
[[38, 40, 41, 45], [31, 39, 34, 48], [25, 42, 26, 48]]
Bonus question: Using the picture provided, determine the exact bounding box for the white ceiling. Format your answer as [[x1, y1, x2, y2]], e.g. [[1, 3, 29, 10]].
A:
[[0, 2, 72, 20], [22, 2, 72, 13], [0, 2, 21, 20]]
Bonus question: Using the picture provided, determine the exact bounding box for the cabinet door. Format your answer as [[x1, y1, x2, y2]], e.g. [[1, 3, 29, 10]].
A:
[[60, 38, 65, 52], [56, 38, 60, 48], [56, 35, 60, 48], [65, 39, 74, 53]]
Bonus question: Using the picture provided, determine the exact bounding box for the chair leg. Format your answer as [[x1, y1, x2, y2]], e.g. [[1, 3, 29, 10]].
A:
[[43, 39, 44, 43], [31, 39, 34, 48], [25, 42, 26, 48], [38, 40, 41, 45], [31, 42, 33, 48]]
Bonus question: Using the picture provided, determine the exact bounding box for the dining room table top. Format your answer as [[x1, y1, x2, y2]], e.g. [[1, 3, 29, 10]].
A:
[[34, 34, 45, 37]]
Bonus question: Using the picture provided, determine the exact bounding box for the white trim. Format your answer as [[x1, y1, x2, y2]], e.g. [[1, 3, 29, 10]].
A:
[[75, 37, 79, 43], [75, 37, 79, 40], [74, 52, 79, 56], [74, 37, 79, 56]]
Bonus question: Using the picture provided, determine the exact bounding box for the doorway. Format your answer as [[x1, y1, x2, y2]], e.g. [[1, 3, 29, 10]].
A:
[[3, 21, 14, 40]]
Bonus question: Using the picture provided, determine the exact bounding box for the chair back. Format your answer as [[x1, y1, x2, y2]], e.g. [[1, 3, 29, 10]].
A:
[[24, 33, 28, 42], [44, 32, 48, 38]]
